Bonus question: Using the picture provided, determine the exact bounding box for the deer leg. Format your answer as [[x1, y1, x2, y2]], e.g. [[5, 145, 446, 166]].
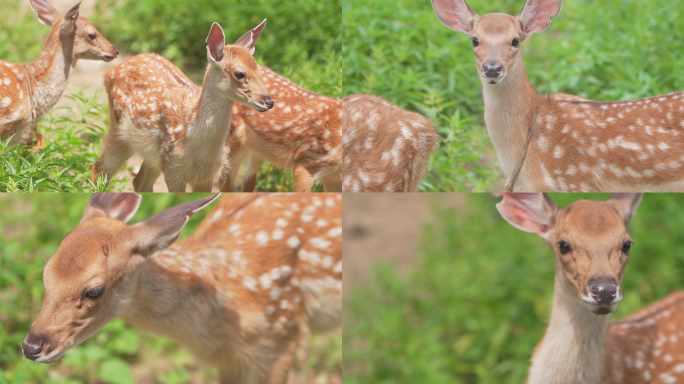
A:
[[92, 132, 133, 185], [220, 148, 246, 192], [219, 364, 248, 384], [28, 133, 45, 150], [132, 160, 161, 192], [241, 152, 264, 192], [293, 166, 314, 193], [162, 166, 187, 192], [322, 175, 342, 192], [190, 179, 214, 192], [257, 337, 299, 384]]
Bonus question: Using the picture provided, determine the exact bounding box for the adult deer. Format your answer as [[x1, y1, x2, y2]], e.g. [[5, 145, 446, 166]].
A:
[[92, 21, 273, 192], [342, 94, 439, 192], [22, 192, 342, 383], [433, 0, 684, 192], [0, 0, 118, 149], [219, 68, 342, 193], [497, 193, 684, 383]]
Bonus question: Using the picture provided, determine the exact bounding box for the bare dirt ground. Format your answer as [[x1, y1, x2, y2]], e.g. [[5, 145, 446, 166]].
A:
[[342, 193, 466, 297]]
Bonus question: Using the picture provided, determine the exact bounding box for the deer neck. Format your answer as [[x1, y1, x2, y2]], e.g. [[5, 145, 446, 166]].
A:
[[527, 268, 610, 384], [25, 27, 75, 119], [186, 66, 235, 154], [482, 60, 542, 182]]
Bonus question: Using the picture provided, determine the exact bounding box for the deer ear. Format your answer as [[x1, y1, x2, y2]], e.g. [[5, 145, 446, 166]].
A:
[[234, 19, 266, 55], [60, 1, 81, 33], [81, 193, 142, 223], [431, 0, 478, 34], [206, 22, 225, 62], [131, 194, 220, 257], [495, 193, 558, 239], [517, 0, 563, 35], [606, 193, 643, 227], [29, 0, 59, 26]]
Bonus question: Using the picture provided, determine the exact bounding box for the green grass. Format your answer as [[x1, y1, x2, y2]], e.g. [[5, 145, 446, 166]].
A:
[[0, 194, 341, 383], [0, 0, 340, 192], [343, 0, 684, 191], [343, 193, 684, 383]]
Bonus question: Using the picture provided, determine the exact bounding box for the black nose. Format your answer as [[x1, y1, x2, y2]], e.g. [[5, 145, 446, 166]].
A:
[[264, 96, 274, 109], [22, 340, 43, 360], [483, 60, 503, 78], [591, 284, 617, 303], [114, 46, 120, 55]]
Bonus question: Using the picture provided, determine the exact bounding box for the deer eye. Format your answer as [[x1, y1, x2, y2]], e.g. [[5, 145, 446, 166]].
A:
[[85, 287, 104, 298], [471, 37, 479, 47], [88, 33, 97, 40], [622, 240, 633, 254], [558, 240, 571, 254], [235, 72, 245, 79], [512, 37, 520, 47]]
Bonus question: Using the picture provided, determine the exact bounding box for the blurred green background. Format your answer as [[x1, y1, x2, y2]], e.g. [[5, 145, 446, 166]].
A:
[[0, 0, 340, 192], [343, 193, 684, 383], [0, 194, 341, 384], [343, 0, 684, 191]]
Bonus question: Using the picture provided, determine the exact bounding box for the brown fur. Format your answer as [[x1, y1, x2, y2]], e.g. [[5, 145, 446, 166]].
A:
[[25, 193, 342, 384], [341, 94, 439, 192], [220, 67, 343, 193]]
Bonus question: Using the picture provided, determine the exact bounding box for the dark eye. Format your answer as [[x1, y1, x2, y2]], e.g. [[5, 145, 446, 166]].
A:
[[235, 72, 245, 79], [85, 287, 104, 298], [512, 37, 520, 47], [88, 33, 97, 40], [471, 37, 479, 47], [622, 240, 633, 254], [558, 240, 571, 254]]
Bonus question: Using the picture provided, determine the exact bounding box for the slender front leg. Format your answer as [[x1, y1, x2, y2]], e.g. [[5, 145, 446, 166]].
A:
[[219, 364, 248, 384], [162, 166, 187, 192], [293, 165, 314, 193], [241, 152, 264, 192], [220, 148, 247, 192], [92, 131, 134, 185], [132, 160, 162, 192], [257, 337, 299, 384], [322, 176, 342, 192], [190, 179, 214, 192]]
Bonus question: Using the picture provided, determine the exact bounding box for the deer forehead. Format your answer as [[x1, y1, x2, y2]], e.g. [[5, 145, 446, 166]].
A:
[[473, 13, 522, 39], [554, 202, 627, 244], [221, 46, 259, 72]]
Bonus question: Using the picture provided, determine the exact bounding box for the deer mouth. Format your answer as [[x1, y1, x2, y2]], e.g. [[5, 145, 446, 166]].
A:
[[247, 101, 269, 112], [581, 295, 621, 315]]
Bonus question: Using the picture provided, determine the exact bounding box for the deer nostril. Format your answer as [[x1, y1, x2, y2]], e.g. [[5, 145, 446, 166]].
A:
[[263, 97, 274, 109], [591, 284, 618, 302], [114, 47, 120, 55], [22, 341, 43, 360], [483, 61, 504, 78]]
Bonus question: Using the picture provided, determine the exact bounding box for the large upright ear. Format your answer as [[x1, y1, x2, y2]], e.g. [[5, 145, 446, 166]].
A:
[[28, 0, 59, 26], [431, 0, 478, 34], [60, 1, 81, 33], [606, 193, 643, 227], [131, 194, 220, 257], [495, 193, 558, 239], [81, 193, 142, 223], [206, 22, 226, 62], [234, 19, 266, 55], [517, 0, 563, 36]]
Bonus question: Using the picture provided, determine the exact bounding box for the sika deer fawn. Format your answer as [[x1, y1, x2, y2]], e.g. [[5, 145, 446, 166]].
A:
[[92, 21, 273, 192], [342, 94, 439, 192], [497, 193, 684, 383], [0, 0, 118, 149], [219, 67, 342, 193], [433, 0, 684, 192], [23, 192, 342, 383]]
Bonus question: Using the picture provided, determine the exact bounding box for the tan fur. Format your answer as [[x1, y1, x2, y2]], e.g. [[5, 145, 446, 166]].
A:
[[220, 67, 343, 193], [434, 0, 684, 192], [93, 24, 271, 192], [341, 94, 439, 192], [25, 193, 342, 384], [0, 0, 117, 148]]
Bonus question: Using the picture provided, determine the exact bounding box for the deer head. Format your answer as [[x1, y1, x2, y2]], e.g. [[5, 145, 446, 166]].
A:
[[22, 193, 219, 363], [431, 0, 562, 85], [205, 20, 274, 112], [29, 0, 119, 62], [496, 193, 643, 315]]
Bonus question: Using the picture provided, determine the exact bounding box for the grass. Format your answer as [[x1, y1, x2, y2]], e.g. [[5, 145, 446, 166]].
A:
[[343, 0, 684, 191], [0, 194, 341, 383], [343, 193, 684, 383], [0, 0, 341, 192]]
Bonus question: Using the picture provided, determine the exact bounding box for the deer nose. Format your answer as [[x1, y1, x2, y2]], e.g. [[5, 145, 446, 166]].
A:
[[263, 96, 274, 110], [22, 340, 44, 360], [114, 46, 120, 56], [483, 60, 504, 78], [591, 284, 618, 303]]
